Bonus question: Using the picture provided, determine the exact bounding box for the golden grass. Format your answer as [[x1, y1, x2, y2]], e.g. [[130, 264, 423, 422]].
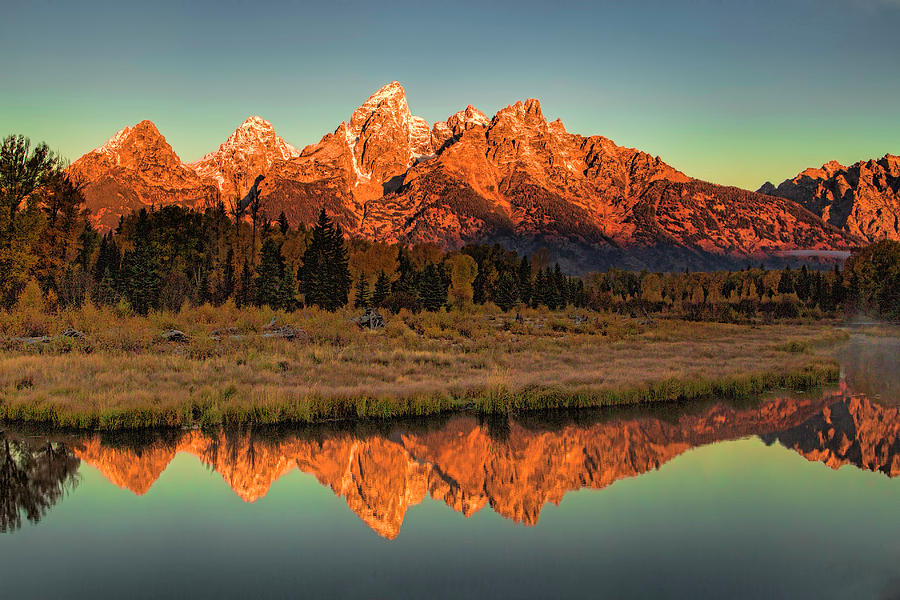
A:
[[0, 302, 844, 429]]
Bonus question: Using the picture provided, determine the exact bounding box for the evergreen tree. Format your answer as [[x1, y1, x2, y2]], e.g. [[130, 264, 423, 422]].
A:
[[553, 263, 568, 308], [118, 209, 160, 314], [795, 265, 811, 302], [777, 266, 794, 293], [532, 269, 547, 308], [493, 271, 519, 312], [300, 209, 351, 311], [197, 265, 210, 305], [255, 238, 285, 308], [330, 222, 351, 306], [93, 232, 121, 283], [517, 255, 532, 305], [354, 271, 371, 309], [277, 211, 289, 235], [237, 260, 253, 307], [76, 223, 98, 272], [830, 265, 845, 311], [218, 248, 235, 305], [372, 270, 390, 308], [542, 267, 560, 309], [276, 265, 297, 311], [95, 267, 117, 305], [420, 262, 447, 311], [392, 248, 418, 296]]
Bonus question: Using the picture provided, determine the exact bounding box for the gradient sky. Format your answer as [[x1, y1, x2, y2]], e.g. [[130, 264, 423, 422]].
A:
[[1, 0, 898, 190]]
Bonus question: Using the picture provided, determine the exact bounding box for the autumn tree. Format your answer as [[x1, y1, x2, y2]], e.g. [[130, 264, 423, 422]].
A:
[[0, 135, 60, 306]]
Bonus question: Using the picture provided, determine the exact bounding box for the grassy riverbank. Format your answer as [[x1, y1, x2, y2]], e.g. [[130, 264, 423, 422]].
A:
[[0, 302, 844, 429]]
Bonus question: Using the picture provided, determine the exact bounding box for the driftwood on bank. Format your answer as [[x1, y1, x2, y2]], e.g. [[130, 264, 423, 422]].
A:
[[10, 329, 86, 345], [354, 308, 385, 330]]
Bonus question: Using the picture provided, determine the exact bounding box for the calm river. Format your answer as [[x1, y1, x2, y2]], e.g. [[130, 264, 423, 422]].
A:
[[2, 334, 898, 599]]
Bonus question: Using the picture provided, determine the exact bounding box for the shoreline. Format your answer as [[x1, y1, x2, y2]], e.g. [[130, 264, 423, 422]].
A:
[[0, 362, 840, 431], [0, 306, 847, 431]]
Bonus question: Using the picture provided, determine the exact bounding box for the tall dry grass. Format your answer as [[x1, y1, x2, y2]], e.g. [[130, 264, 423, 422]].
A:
[[0, 302, 844, 429]]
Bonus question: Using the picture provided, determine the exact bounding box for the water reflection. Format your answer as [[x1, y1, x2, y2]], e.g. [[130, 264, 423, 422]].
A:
[[3, 384, 898, 538], [0, 436, 80, 532]]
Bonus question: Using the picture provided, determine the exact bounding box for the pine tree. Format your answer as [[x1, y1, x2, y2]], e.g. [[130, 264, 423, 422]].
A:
[[300, 209, 350, 311], [276, 266, 297, 311], [553, 263, 568, 308], [493, 270, 519, 311], [329, 221, 351, 308], [255, 238, 285, 308], [795, 265, 810, 302], [392, 248, 417, 296], [517, 255, 532, 305], [542, 267, 561, 309], [237, 260, 253, 307], [830, 265, 845, 311], [218, 248, 235, 304], [420, 263, 447, 311], [532, 269, 547, 308], [95, 267, 117, 305], [93, 232, 121, 283], [777, 266, 794, 294], [277, 211, 289, 235], [354, 271, 371, 309], [197, 266, 210, 305], [118, 209, 160, 314], [372, 270, 390, 308]]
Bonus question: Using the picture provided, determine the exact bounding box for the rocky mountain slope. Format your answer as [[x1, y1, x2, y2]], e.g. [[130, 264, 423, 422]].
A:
[[68, 82, 867, 270], [188, 115, 300, 203], [67, 120, 218, 230], [758, 154, 900, 243]]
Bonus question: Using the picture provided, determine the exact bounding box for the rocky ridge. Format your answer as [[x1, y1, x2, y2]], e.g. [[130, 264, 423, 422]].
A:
[[68, 82, 872, 270], [758, 154, 900, 242]]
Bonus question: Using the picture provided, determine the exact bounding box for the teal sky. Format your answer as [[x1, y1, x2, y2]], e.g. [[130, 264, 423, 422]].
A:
[[1, 0, 898, 190]]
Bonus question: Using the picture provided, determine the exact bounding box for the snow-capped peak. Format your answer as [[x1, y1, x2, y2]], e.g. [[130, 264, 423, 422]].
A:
[[348, 81, 413, 139], [363, 81, 406, 106], [190, 116, 300, 169], [187, 116, 300, 191], [95, 126, 132, 156]]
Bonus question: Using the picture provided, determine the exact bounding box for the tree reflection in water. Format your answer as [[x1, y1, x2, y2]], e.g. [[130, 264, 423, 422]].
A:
[[0, 435, 81, 533]]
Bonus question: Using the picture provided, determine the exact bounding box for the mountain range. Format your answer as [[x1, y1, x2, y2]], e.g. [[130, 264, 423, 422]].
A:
[[67, 82, 898, 271]]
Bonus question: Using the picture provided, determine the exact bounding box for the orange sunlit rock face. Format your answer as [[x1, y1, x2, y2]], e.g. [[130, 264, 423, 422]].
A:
[[67, 82, 867, 270], [70, 389, 900, 539], [759, 154, 900, 243]]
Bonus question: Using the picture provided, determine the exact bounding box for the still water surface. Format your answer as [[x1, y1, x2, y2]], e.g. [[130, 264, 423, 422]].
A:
[[2, 335, 899, 599]]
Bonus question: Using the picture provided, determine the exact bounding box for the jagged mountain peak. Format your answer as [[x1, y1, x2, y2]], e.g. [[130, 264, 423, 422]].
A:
[[93, 120, 168, 158], [760, 153, 900, 242], [188, 115, 300, 194], [67, 84, 877, 269], [349, 81, 412, 136], [341, 81, 433, 185]]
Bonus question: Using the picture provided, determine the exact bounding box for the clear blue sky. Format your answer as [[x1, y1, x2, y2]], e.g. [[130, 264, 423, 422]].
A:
[[1, 0, 898, 189]]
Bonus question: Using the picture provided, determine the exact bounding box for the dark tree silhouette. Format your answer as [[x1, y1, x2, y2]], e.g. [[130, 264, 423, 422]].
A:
[[300, 209, 350, 311], [354, 271, 370, 309], [0, 436, 80, 533]]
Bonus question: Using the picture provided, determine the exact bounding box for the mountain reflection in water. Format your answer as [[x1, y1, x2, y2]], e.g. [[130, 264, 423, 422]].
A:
[[3, 383, 898, 539]]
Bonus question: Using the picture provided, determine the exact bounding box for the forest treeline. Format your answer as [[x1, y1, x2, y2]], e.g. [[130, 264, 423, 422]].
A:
[[2, 134, 898, 321]]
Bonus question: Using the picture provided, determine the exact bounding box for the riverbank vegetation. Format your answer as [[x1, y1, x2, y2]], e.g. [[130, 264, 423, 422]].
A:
[[0, 300, 842, 429]]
